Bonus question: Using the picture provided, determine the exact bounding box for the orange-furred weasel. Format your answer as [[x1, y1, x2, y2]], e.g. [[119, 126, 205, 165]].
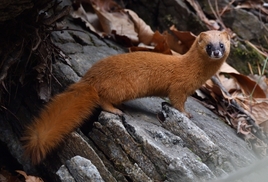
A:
[[22, 30, 230, 164]]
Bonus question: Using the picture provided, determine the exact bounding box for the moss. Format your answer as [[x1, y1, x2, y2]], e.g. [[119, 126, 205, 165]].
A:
[[227, 41, 266, 75], [163, 14, 178, 27]]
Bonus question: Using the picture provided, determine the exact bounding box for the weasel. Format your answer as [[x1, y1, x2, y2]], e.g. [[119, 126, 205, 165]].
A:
[[22, 30, 230, 164]]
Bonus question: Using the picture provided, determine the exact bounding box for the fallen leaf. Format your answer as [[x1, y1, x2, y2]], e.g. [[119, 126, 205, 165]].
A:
[[237, 116, 251, 135], [219, 62, 240, 74], [16, 170, 44, 182], [218, 74, 239, 93], [152, 32, 172, 55], [126, 9, 154, 45], [228, 73, 266, 98], [219, 63, 266, 98], [130, 31, 172, 54], [91, 1, 139, 43], [71, 3, 104, 36], [169, 25, 196, 54], [129, 45, 153, 52], [248, 74, 268, 97]]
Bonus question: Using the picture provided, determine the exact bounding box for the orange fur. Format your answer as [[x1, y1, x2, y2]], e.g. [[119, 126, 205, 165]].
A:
[[22, 82, 99, 164], [22, 30, 230, 164]]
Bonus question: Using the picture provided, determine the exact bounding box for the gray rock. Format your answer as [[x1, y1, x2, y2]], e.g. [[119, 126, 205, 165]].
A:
[[56, 165, 75, 182], [62, 156, 104, 182]]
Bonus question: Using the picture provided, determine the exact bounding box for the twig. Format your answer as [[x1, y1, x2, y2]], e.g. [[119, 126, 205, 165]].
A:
[[219, 0, 235, 16], [0, 50, 22, 83], [208, 0, 227, 30], [43, 6, 71, 25], [249, 57, 268, 99], [32, 29, 42, 51], [245, 40, 268, 57], [0, 106, 20, 122]]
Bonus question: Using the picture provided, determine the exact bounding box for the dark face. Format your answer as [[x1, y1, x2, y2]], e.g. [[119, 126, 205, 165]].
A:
[[206, 42, 225, 59]]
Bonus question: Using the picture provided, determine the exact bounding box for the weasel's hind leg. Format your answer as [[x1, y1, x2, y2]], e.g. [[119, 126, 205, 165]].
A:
[[99, 100, 123, 116]]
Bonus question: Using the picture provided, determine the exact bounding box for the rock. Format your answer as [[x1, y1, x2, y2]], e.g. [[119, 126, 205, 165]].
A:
[[56, 165, 75, 182], [125, 0, 207, 34], [57, 156, 111, 182]]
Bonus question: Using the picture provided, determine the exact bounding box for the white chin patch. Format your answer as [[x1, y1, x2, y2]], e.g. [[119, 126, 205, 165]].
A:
[[211, 51, 223, 59]]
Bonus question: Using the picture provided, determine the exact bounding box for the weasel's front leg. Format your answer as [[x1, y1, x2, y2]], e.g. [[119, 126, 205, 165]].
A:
[[168, 91, 192, 118]]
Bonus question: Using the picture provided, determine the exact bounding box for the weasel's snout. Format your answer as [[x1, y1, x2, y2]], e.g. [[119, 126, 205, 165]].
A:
[[211, 50, 223, 59]]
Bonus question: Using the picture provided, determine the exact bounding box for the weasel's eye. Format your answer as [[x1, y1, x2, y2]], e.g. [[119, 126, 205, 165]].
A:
[[220, 43, 224, 48], [206, 44, 213, 56]]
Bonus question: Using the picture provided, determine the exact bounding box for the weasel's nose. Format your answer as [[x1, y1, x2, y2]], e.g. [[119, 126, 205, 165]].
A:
[[213, 50, 220, 57]]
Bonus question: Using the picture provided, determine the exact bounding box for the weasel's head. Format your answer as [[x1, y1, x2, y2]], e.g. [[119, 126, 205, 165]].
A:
[[197, 30, 230, 60]]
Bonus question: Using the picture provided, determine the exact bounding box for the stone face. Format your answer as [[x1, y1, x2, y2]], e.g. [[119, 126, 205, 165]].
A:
[[56, 165, 76, 182], [57, 156, 105, 182], [125, 0, 207, 33]]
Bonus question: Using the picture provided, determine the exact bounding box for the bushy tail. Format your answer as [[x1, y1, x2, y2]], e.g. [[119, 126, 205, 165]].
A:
[[22, 81, 99, 165]]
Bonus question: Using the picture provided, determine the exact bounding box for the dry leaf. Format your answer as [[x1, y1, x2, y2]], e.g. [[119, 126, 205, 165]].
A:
[[228, 73, 266, 98], [237, 117, 251, 135], [219, 63, 266, 98], [218, 74, 239, 93], [236, 98, 268, 125], [219, 62, 240, 74], [71, 3, 103, 36], [152, 31, 172, 54], [72, 0, 155, 46], [16, 170, 44, 182], [248, 74, 268, 96], [169, 25, 196, 54], [126, 9, 154, 45], [91, 2, 139, 43], [162, 30, 184, 54], [130, 31, 172, 54]]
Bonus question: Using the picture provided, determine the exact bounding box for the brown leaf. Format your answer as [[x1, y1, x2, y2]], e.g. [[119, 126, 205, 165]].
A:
[[126, 9, 154, 45], [236, 117, 251, 135], [72, 0, 139, 43], [218, 74, 239, 93], [90, 0, 122, 12], [219, 63, 266, 98], [236, 98, 268, 127], [219, 62, 240, 74], [248, 74, 268, 97], [71, 3, 104, 36], [92, 2, 139, 43], [145, 31, 172, 54], [129, 46, 153, 52], [169, 25, 196, 54], [111, 30, 133, 47], [228, 73, 266, 98], [204, 79, 224, 99], [16, 170, 44, 182]]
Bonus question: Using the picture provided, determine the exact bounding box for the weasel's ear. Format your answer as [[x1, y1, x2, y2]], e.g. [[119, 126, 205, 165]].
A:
[[198, 32, 207, 44], [221, 31, 230, 41]]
